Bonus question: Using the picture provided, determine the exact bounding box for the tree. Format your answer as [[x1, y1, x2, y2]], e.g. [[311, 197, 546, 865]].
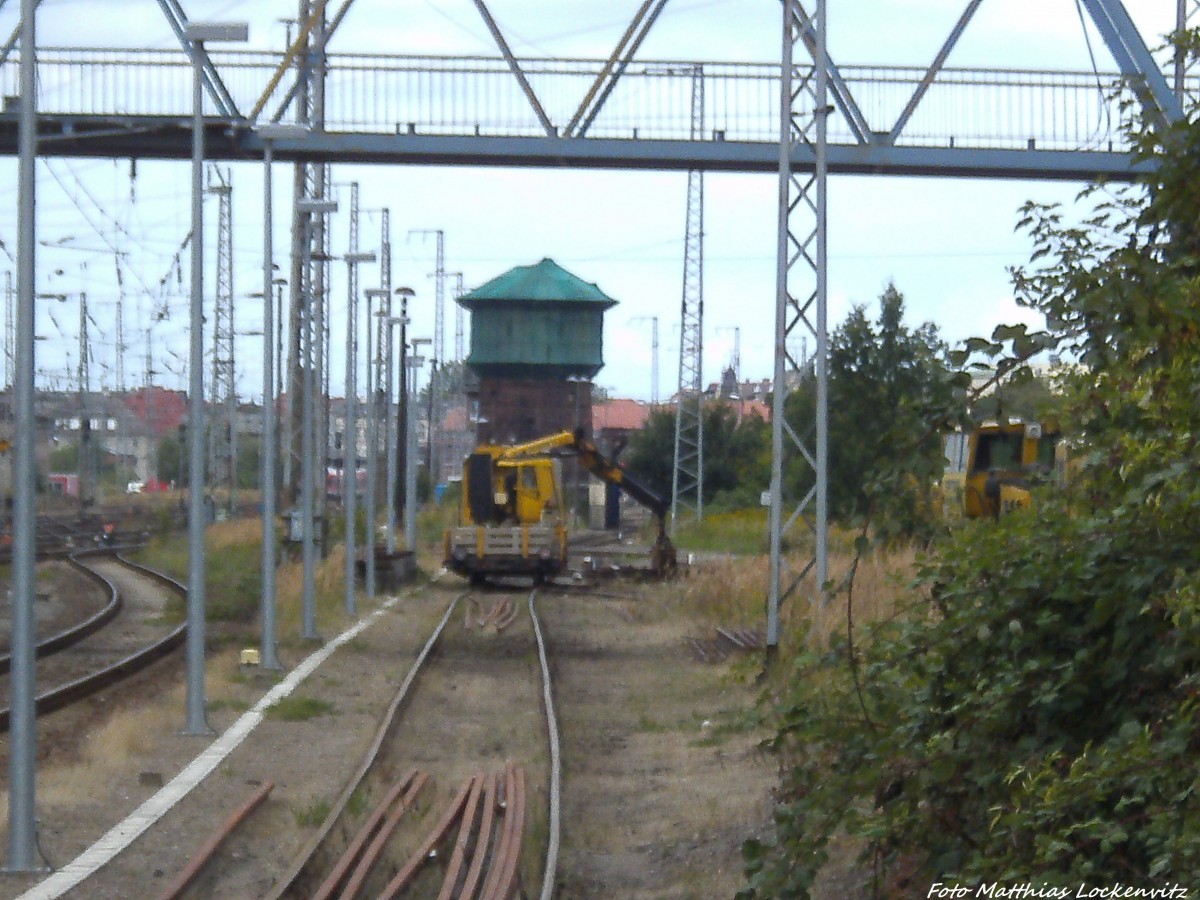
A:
[[158, 432, 183, 484], [48, 441, 79, 472], [742, 84, 1200, 896], [236, 435, 261, 489], [625, 403, 770, 510], [784, 283, 961, 533]]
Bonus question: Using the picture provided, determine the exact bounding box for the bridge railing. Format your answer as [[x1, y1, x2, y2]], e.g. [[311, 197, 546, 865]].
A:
[[0, 48, 1152, 152]]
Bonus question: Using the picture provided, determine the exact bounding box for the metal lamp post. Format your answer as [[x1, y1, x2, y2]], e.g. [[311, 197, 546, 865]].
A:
[[254, 121, 307, 671], [393, 286, 415, 547], [296, 195, 338, 642], [406, 339, 431, 554], [363, 287, 389, 597], [8, 0, 38, 868], [342, 249, 376, 617], [566, 375, 590, 526], [183, 19, 247, 735], [376, 291, 414, 556]]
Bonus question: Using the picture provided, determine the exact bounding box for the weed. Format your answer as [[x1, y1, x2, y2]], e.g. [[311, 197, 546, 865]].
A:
[[208, 698, 251, 714], [673, 507, 770, 555], [294, 797, 331, 828], [636, 714, 666, 733], [346, 787, 368, 819], [135, 518, 264, 622], [266, 695, 334, 722]]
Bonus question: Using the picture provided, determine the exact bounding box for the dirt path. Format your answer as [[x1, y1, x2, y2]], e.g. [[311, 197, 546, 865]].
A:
[[541, 588, 774, 898]]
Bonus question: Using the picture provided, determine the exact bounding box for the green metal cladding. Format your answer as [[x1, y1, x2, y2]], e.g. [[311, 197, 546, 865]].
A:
[[461, 258, 617, 379]]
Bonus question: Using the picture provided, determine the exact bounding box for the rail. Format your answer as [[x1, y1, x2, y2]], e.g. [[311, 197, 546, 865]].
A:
[[530, 590, 562, 900], [272, 584, 561, 899], [0, 552, 122, 676], [0, 551, 186, 732], [156, 780, 275, 900], [270, 589, 466, 898], [0, 47, 1173, 153]]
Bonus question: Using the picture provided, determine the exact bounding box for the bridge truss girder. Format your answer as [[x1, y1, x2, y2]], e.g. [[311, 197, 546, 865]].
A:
[[0, 118, 1156, 181]]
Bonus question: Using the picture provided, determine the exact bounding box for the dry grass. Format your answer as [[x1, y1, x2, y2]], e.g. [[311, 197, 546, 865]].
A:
[[664, 543, 921, 658], [36, 704, 171, 807], [0, 642, 277, 844], [273, 543, 357, 643]]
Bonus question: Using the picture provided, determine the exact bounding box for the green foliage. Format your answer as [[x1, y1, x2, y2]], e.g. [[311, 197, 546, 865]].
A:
[[293, 796, 331, 828], [237, 435, 261, 489], [48, 442, 79, 472], [135, 524, 261, 623], [266, 695, 334, 722], [744, 81, 1200, 895], [784, 283, 963, 539], [968, 365, 1057, 423], [206, 535, 262, 622], [626, 403, 770, 508], [157, 433, 183, 484], [672, 507, 769, 555]]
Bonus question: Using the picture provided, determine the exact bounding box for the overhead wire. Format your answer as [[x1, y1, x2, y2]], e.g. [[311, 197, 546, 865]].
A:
[[43, 160, 160, 300]]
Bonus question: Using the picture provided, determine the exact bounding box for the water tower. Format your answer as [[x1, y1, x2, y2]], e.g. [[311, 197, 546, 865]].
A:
[[459, 258, 617, 445]]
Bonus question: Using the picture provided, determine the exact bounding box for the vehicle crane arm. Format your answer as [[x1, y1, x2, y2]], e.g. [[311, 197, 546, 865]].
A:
[[569, 429, 676, 575]]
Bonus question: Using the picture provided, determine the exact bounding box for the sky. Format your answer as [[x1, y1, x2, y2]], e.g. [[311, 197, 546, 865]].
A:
[[0, 0, 1183, 404]]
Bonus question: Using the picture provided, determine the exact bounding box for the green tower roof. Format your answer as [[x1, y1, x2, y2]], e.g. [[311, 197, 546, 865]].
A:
[[458, 258, 617, 309]]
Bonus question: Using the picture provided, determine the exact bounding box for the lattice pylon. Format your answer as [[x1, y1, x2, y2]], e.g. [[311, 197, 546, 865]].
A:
[[1176, 0, 1200, 105], [452, 272, 465, 363], [767, 0, 829, 649], [671, 66, 705, 531], [207, 168, 235, 502]]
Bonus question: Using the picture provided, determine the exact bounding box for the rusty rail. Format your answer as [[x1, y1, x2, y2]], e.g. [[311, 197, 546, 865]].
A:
[[378, 774, 480, 899], [339, 771, 430, 899], [441, 772, 492, 900], [155, 780, 275, 900], [270, 585, 556, 900], [479, 762, 526, 900], [311, 769, 418, 900], [460, 770, 499, 897], [269, 590, 466, 898]]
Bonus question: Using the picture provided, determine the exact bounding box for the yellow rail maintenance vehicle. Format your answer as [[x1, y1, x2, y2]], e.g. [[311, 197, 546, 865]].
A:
[[943, 419, 1062, 519], [444, 429, 675, 582]]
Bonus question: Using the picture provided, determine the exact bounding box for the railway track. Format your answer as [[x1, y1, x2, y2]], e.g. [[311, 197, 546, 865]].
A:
[[0, 551, 186, 732], [268, 585, 562, 900]]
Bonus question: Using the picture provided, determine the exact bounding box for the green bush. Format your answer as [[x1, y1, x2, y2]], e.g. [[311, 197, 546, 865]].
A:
[[744, 496, 1200, 893], [742, 73, 1200, 896]]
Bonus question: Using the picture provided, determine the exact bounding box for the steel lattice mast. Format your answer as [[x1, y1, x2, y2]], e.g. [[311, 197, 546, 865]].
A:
[[285, 0, 331, 514], [113, 255, 125, 397], [207, 167, 235, 511], [448, 271, 466, 363], [671, 65, 704, 530], [78, 291, 92, 507], [411, 228, 445, 486], [1177, 0, 1200, 101], [768, 0, 830, 650], [343, 181, 360, 617], [288, 0, 333, 640], [379, 208, 396, 552], [315, 163, 332, 525]]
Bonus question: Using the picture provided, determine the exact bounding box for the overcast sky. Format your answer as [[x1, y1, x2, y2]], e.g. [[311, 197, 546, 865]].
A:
[[0, 1, 1181, 402]]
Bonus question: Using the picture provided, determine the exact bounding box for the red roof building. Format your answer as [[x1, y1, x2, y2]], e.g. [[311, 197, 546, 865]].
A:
[[122, 386, 187, 436]]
